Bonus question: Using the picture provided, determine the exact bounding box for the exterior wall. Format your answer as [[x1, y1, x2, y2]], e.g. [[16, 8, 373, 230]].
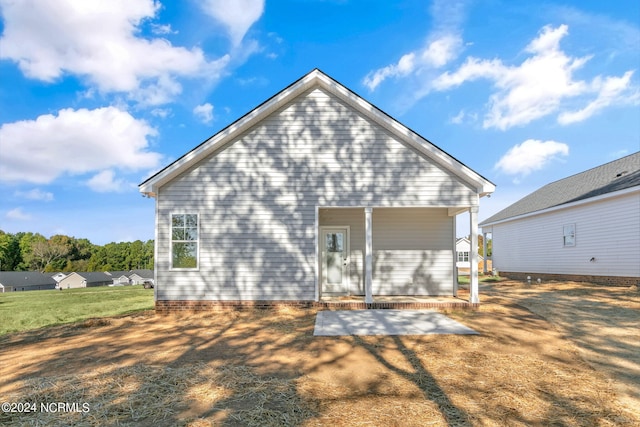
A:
[[59, 273, 86, 289], [490, 191, 640, 278], [372, 208, 453, 295], [156, 88, 477, 301]]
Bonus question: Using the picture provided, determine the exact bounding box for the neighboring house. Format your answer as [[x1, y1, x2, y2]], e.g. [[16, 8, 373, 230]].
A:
[[105, 271, 132, 285], [139, 69, 495, 310], [46, 272, 67, 288], [480, 152, 640, 285], [59, 272, 113, 289], [455, 237, 485, 275], [129, 269, 154, 285], [0, 272, 56, 292]]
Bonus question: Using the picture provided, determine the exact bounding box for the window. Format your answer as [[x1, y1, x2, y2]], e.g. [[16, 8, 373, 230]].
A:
[[457, 251, 469, 262], [563, 224, 575, 247], [171, 214, 198, 269]]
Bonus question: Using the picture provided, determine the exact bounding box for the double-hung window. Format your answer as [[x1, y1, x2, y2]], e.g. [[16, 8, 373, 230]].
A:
[[171, 214, 199, 269], [457, 251, 469, 262]]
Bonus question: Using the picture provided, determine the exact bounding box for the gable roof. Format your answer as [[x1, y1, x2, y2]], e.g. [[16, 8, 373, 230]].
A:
[[0, 271, 56, 287], [77, 272, 113, 283], [480, 152, 640, 226], [130, 269, 153, 278], [139, 68, 495, 198]]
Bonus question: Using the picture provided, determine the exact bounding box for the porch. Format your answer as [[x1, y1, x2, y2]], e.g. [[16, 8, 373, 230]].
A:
[[317, 206, 481, 305]]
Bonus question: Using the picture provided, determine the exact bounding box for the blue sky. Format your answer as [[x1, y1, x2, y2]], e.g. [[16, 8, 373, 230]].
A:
[[0, 0, 638, 245]]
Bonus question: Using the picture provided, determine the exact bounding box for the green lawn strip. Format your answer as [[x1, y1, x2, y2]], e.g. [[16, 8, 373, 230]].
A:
[[0, 285, 154, 336]]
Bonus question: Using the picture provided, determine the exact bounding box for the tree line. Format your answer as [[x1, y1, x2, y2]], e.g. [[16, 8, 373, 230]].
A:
[[0, 230, 153, 272]]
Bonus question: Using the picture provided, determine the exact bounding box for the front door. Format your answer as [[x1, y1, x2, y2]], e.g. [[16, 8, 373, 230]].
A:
[[321, 227, 349, 294]]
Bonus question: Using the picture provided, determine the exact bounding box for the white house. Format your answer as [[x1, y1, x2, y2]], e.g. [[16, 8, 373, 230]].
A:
[[455, 237, 485, 275], [480, 152, 640, 285], [139, 69, 495, 311]]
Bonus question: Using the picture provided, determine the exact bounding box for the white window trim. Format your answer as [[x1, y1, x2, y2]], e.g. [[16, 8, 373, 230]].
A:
[[170, 212, 200, 270], [563, 223, 576, 247]]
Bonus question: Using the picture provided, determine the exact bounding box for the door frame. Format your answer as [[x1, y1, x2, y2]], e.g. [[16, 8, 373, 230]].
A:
[[319, 226, 350, 296]]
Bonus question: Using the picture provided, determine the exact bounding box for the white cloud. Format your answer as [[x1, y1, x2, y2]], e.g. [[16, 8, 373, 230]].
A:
[[193, 103, 214, 124], [494, 139, 569, 177], [0, 0, 230, 105], [433, 25, 637, 129], [150, 108, 172, 118], [86, 170, 132, 193], [558, 71, 639, 124], [200, 0, 265, 46], [0, 107, 162, 184], [14, 189, 54, 201], [363, 0, 466, 91], [364, 34, 463, 91], [6, 208, 32, 221]]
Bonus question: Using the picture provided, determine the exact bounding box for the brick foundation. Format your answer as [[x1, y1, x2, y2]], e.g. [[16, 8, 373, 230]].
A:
[[499, 271, 639, 287], [155, 299, 479, 314]]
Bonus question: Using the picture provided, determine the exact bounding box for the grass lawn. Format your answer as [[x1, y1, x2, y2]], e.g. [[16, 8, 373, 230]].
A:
[[0, 285, 154, 335], [457, 274, 505, 285]]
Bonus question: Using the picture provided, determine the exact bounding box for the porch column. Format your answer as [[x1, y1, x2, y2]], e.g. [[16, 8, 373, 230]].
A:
[[482, 232, 488, 274], [364, 207, 373, 304], [469, 206, 479, 304]]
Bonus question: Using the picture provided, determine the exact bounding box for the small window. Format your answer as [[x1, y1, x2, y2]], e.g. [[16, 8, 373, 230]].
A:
[[457, 251, 469, 262], [563, 224, 575, 247], [171, 214, 199, 269]]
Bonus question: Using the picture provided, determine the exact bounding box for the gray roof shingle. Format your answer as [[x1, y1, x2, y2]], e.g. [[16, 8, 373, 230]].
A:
[[0, 271, 57, 287], [480, 152, 640, 226]]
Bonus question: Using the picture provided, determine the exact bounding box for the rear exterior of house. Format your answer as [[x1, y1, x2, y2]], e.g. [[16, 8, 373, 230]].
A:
[[480, 153, 640, 285], [140, 70, 495, 310]]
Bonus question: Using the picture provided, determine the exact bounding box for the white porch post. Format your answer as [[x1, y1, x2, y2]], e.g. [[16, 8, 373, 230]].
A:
[[364, 207, 373, 304], [469, 206, 479, 304], [482, 231, 488, 274]]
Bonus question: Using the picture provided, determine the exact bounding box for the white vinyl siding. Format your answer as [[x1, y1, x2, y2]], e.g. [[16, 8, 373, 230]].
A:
[[491, 191, 640, 277], [372, 208, 454, 295], [156, 88, 476, 301]]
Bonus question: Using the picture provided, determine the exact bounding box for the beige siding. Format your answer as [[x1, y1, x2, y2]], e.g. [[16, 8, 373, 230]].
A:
[[157, 88, 475, 301], [491, 191, 640, 277]]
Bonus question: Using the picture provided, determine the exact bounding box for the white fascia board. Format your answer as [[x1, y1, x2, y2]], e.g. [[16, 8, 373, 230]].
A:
[[480, 185, 640, 227]]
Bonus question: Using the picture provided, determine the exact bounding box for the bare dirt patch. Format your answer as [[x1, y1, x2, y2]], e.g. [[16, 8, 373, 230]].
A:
[[1, 283, 638, 426]]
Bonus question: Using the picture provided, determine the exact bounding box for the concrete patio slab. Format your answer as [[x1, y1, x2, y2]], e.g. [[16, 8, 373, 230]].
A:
[[313, 309, 479, 336]]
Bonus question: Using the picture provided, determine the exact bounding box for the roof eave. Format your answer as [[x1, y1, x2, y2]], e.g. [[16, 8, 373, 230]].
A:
[[480, 185, 639, 228]]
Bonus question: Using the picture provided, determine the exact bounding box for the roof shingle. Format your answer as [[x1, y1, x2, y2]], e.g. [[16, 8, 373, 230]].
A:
[[480, 152, 640, 226]]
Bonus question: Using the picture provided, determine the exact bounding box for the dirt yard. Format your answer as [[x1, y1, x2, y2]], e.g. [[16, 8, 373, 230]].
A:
[[1, 281, 638, 426]]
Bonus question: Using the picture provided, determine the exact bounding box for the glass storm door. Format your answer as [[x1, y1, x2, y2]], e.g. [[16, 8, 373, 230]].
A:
[[322, 227, 349, 294]]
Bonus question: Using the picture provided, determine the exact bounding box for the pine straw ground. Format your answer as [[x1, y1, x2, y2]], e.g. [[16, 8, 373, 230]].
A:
[[0, 281, 638, 426]]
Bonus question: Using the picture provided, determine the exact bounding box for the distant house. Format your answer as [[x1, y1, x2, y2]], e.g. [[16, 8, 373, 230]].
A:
[[139, 69, 495, 310], [0, 272, 56, 292], [480, 152, 640, 285], [455, 237, 485, 276], [59, 272, 113, 289], [456, 237, 484, 275], [46, 272, 67, 288], [105, 271, 132, 285], [129, 269, 153, 285]]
